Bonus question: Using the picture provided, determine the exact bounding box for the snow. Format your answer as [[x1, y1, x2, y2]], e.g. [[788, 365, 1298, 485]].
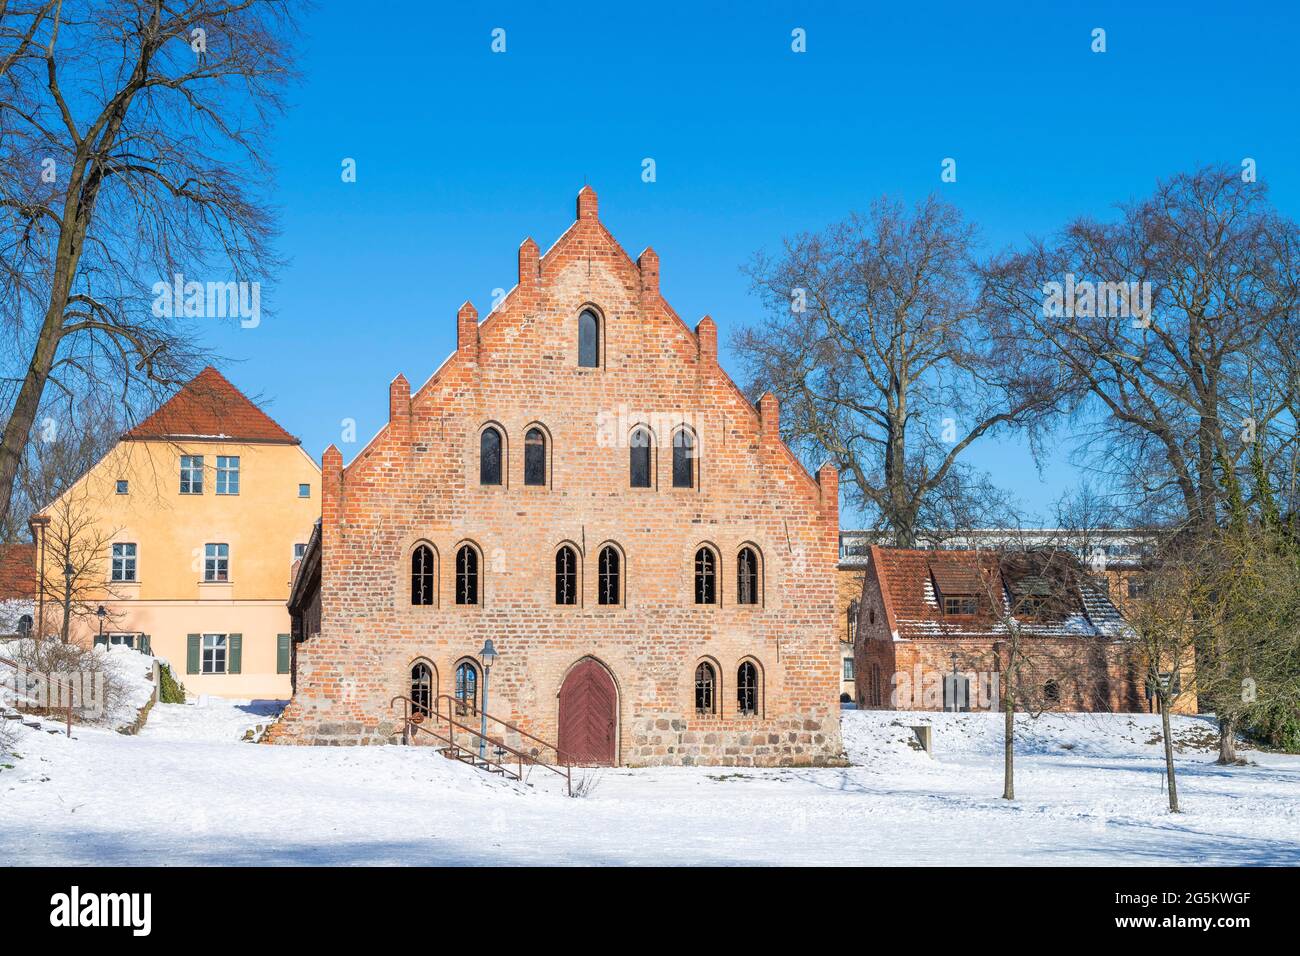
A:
[[1, 706, 1297, 866]]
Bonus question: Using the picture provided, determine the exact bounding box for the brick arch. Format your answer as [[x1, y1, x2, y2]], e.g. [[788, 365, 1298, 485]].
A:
[[406, 657, 439, 716], [451, 540, 484, 606], [557, 656, 620, 766], [402, 539, 439, 607], [521, 420, 553, 487], [735, 656, 765, 718], [736, 541, 764, 606], [691, 541, 721, 606], [552, 539, 583, 606], [593, 540, 625, 606], [475, 420, 508, 488], [692, 655, 723, 717]]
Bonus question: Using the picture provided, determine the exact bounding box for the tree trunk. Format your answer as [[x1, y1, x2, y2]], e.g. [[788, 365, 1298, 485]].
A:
[[1217, 714, 1238, 765], [1002, 679, 1015, 800], [1160, 697, 1179, 813], [60, 573, 72, 644]]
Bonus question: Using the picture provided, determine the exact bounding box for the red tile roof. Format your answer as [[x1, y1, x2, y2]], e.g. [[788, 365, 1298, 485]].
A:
[[122, 367, 298, 444], [0, 543, 37, 602], [870, 545, 1129, 640]]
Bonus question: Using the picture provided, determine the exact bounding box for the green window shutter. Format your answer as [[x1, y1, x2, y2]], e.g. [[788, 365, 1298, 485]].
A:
[[228, 633, 242, 674], [93, 635, 108, 649], [187, 634, 201, 674], [140, 634, 152, 655], [277, 634, 291, 674]]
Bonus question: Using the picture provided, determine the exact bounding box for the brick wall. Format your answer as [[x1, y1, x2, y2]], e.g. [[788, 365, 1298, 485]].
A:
[[271, 188, 844, 766]]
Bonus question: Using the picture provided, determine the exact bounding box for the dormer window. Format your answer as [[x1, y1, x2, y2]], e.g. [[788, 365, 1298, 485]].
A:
[[943, 594, 977, 616]]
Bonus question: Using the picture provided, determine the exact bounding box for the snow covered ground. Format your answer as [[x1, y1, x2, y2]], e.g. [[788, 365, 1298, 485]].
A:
[[1, 702, 1297, 866]]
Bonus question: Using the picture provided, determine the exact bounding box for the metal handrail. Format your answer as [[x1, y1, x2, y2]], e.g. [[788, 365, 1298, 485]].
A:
[[389, 694, 571, 796], [0, 654, 72, 738], [430, 693, 564, 765]]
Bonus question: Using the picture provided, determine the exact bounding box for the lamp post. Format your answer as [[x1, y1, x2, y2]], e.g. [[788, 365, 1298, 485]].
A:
[[950, 651, 960, 713], [60, 561, 75, 644], [478, 638, 498, 759], [97, 605, 106, 647]]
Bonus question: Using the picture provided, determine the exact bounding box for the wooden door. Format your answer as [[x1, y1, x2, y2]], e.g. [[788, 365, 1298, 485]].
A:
[[558, 659, 617, 765]]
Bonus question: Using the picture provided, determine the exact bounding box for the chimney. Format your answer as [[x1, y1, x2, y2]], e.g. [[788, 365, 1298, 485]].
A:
[[321, 444, 344, 557], [695, 315, 717, 363], [457, 301, 478, 357], [577, 185, 598, 221], [817, 463, 839, 517]]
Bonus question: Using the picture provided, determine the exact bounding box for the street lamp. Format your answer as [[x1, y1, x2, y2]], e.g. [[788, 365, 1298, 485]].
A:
[[60, 561, 75, 644], [97, 605, 106, 646], [478, 638, 498, 759]]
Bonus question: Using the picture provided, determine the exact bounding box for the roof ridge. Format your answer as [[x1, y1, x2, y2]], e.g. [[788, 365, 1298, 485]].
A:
[[122, 366, 299, 444]]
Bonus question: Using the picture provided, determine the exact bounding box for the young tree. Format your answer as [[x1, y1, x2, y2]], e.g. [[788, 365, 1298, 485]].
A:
[[36, 485, 124, 642], [0, 0, 299, 532], [733, 196, 1062, 546]]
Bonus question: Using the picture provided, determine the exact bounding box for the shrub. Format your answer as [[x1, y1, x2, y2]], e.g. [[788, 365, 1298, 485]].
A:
[[158, 661, 186, 704]]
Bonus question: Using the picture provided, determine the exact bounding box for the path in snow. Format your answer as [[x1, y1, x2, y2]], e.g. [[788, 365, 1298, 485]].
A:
[[1, 703, 1296, 866]]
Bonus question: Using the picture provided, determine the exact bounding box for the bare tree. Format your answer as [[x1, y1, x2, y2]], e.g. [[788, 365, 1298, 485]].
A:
[[733, 195, 1062, 546], [983, 165, 1300, 536], [36, 484, 124, 642], [0, 0, 299, 532]]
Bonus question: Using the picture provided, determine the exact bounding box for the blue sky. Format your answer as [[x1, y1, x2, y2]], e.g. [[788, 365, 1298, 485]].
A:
[[200, 0, 1300, 526]]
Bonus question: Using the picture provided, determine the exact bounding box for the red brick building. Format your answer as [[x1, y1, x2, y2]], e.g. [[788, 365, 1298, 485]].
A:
[[854, 545, 1159, 713], [272, 187, 843, 766]]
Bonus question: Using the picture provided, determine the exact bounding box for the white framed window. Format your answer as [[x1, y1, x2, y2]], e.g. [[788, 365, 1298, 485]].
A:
[[111, 543, 137, 582], [298, 483, 310, 498], [180, 455, 204, 494], [115, 479, 129, 495], [843, 657, 855, 681], [204, 543, 229, 582], [202, 634, 228, 674], [293, 543, 307, 560], [216, 456, 240, 495], [109, 633, 136, 649]]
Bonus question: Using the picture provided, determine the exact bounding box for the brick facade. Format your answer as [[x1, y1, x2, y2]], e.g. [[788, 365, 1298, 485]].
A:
[[270, 187, 844, 766]]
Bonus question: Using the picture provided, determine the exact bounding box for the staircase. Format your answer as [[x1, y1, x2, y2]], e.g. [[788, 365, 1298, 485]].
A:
[[1, 654, 74, 739], [390, 694, 571, 795]]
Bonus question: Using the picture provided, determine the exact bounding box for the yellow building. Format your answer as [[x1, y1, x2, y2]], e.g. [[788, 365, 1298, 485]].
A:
[[32, 368, 320, 699]]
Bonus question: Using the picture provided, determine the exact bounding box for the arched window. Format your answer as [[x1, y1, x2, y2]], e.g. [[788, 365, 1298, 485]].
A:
[[410, 662, 433, 717], [598, 545, 621, 606], [17, 613, 33, 637], [1044, 679, 1061, 704], [455, 660, 479, 715], [672, 428, 695, 488], [694, 547, 717, 605], [847, 599, 860, 641], [411, 545, 434, 606], [479, 426, 503, 486], [629, 427, 652, 488], [456, 545, 479, 605], [737, 661, 760, 716], [524, 427, 547, 486], [737, 547, 759, 605], [555, 545, 578, 605], [578, 309, 600, 367], [695, 661, 717, 715]]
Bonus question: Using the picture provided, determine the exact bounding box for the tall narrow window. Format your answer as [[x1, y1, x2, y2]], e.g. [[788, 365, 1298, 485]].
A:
[[695, 662, 717, 715], [411, 545, 434, 605], [598, 546, 620, 606], [694, 547, 716, 605], [479, 427, 502, 486], [672, 429, 695, 488], [629, 427, 651, 488], [204, 543, 229, 582], [180, 455, 204, 494], [555, 545, 578, 605], [411, 663, 433, 717], [111, 543, 138, 583], [456, 546, 479, 605], [216, 456, 240, 495], [737, 547, 759, 605], [578, 309, 599, 368], [737, 661, 759, 716], [524, 427, 547, 486], [455, 661, 479, 715], [847, 599, 860, 641]]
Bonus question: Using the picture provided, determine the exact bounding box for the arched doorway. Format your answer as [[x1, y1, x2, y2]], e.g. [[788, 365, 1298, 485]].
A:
[[558, 658, 617, 766]]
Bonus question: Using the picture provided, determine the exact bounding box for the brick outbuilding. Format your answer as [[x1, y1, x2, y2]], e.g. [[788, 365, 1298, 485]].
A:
[[272, 187, 843, 766]]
